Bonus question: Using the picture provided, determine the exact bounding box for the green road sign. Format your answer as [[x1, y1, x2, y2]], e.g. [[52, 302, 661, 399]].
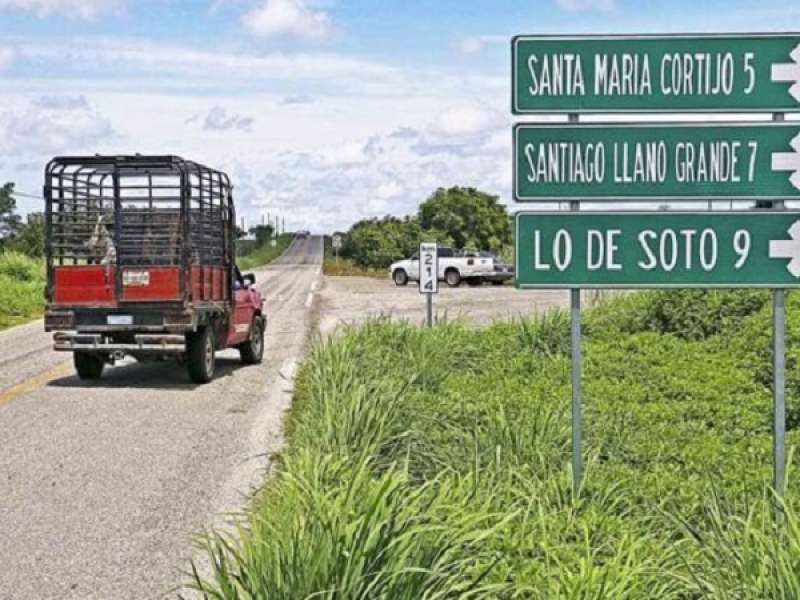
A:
[[512, 33, 800, 114], [514, 122, 800, 202], [515, 211, 800, 288]]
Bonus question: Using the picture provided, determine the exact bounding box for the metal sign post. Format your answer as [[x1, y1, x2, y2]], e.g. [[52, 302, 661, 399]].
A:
[[774, 111, 787, 519], [332, 234, 342, 265], [569, 112, 583, 494], [420, 242, 438, 327]]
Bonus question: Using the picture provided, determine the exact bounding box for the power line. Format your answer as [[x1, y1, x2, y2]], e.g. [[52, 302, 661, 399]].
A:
[[9, 191, 45, 201]]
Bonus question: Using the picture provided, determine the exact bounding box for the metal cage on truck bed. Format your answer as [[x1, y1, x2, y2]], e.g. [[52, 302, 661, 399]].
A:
[[44, 155, 235, 308]]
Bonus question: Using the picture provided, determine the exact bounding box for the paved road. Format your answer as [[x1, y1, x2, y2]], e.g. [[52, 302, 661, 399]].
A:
[[0, 236, 323, 600]]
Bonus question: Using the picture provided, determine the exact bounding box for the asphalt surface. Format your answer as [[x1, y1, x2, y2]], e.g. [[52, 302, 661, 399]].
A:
[[0, 235, 323, 600]]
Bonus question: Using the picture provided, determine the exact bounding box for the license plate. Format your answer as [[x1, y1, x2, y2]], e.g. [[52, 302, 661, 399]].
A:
[[123, 270, 150, 287], [107, 315, 133, 326]]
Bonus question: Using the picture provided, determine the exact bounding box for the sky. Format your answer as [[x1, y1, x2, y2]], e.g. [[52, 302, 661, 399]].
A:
[[1, 0, 800, 232]]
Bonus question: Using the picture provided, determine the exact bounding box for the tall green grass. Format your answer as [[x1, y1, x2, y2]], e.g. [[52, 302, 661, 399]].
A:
[[190, 291, 800, 599], [0, 251, 45, 330]]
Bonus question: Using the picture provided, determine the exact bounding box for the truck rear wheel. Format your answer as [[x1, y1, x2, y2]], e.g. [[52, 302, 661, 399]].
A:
[[187, 327, 215, 384], [74, 352, 104, 380], [240, 316, 265, 365]]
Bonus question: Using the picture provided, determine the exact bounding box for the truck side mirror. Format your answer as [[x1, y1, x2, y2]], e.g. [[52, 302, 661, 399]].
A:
[[243, 273, 256, 286]]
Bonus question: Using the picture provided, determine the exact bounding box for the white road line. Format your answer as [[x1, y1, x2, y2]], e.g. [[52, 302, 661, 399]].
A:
[[305, 292, 313, 308]]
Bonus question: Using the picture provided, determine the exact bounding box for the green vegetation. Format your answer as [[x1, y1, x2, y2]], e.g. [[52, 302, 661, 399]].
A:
[[340, 186, 512, 269], [191, 289, 800, 599], [237, 233, 295, 271], [322, 235, 386, 278], [0, 181, 47, 330], [0, 251, 45, 330]]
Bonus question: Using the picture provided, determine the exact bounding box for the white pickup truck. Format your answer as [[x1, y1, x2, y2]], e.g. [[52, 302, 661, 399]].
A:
[[389, 247, 511, 287]]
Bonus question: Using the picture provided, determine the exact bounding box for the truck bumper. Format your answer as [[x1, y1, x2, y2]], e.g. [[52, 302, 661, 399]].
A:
[[53, 332, 186, 354], [44, 308, 198, 333]]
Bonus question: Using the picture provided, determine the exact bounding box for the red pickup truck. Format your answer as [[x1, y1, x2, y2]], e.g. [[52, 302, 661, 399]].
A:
[[43, 155, 266, 383]]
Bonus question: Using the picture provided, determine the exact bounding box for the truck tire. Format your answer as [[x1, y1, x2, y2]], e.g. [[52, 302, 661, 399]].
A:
[[445, 269, 461, 287], [186, 327, 215, 384], [240, 316, 265, 365], [74, 352, 104, 380], [393, 269, 409, 286]]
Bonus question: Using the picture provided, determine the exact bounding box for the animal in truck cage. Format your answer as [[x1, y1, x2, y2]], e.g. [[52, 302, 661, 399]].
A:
[[85, 214, 117, 265]]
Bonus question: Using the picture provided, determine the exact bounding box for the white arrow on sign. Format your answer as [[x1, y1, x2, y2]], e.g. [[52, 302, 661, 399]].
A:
[[770, 220, 800, 277], [772, 43, 800, 102], [771, 132, 800, 191]]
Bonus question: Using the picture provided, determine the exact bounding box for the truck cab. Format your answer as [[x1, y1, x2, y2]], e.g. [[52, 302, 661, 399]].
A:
[[43, 155, 266, 383]]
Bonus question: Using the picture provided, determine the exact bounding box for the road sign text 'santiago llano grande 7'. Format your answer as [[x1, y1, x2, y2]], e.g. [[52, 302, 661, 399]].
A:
[[512, 34, 800, 113], [516, 212, 800, 288], [514, 122, 800, 201]]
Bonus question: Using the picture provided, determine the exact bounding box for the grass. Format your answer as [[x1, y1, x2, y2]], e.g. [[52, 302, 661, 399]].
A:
[[237, 234, 296, 271], [322, 238, 387, 278], [0, 251, 45, 330], [189, 289, 800, 599], [323, 255, 388, 278]]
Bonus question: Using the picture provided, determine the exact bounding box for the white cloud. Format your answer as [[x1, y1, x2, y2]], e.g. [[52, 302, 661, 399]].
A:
[[187, 105, 254, 132], [0, 0, 122, 18], [456, 35, 506, 55], [20, 37, 397, 90], [1, 34, 511, 230], [0, 45, 17, 72], [429, 104, 503, 138], [243, 0, 331, 40], [280, 94, 314, 105], [555, 0, 615, 11], [0, 95, 116, 155], [375, 180, 404, 200]]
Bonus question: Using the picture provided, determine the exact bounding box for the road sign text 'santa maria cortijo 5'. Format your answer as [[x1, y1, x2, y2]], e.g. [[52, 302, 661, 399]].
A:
[[514, 122, 800, 201], [515, 212, 800, 288], [512, 34, 800, 113]]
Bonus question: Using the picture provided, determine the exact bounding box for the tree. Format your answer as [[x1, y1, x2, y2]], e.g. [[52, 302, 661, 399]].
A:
[[248, 224, 275, 247], [9, 212, 45, 257], [418, 187, 511, 251], [0, 182, 21, 248]]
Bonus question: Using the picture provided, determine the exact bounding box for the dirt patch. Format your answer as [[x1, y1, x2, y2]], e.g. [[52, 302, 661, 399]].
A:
[[317, 276, 613, 336]]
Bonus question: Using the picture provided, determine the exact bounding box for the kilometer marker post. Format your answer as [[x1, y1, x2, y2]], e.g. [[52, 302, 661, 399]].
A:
[[419, 242, 438, 328]]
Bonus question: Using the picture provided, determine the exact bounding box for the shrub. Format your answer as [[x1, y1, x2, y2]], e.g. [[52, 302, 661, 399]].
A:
[[0, 251, 43, 282]]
